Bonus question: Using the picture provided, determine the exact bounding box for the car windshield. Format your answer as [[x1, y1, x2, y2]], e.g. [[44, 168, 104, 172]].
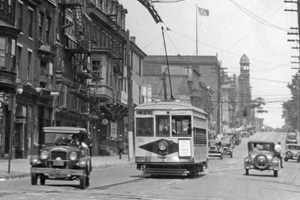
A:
[[221, 137, 231, 143], [287, 145, 300, 150], [44, 133, 78, 144]]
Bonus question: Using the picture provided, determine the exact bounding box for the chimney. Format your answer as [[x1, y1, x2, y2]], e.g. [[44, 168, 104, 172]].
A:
[[130, 36, 136, 43]]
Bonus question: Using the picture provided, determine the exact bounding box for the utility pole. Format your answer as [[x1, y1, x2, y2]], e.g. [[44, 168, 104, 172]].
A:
[[126, 30, 134, 162], [285, 0, 300, 131]]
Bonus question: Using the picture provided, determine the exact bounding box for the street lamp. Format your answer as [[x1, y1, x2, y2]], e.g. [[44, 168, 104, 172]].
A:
[[8, 85, 23, 173]]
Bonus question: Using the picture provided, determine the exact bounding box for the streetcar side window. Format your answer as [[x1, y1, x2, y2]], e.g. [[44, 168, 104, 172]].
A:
[[171, 116, 192, 137], [156, 115, 170, 137], [136, 118, 154, 137]]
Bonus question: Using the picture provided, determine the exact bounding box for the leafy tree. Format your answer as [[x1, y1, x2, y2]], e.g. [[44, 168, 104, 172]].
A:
[[250, 97, 266, 112], [282, 75, 298, 130]]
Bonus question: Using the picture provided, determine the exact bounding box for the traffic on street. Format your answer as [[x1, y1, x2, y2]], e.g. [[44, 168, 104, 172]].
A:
[[0, 131, 299, 200]]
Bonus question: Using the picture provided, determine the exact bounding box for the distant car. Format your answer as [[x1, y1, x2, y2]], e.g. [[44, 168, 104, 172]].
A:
[[244, 141, 279, 177], [221, 136, 234, 158], [286, 132, 298, 145], [241, 130, 250, 138], [284, 144, 300, 162], [208, 140, 223, 159], [30, 127, 92, 189]]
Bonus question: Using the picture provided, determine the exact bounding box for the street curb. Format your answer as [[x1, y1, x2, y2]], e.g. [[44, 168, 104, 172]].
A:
[[0, 161, 133, 181]]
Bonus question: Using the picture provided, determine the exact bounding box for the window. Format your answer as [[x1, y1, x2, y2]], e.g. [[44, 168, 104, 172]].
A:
[[91, 60, 102, 81], [194, 128, 207, 144], [17, 45, 22, 78], [171, 115, 191, 137], [28, 8, 33, 38], [136, 118, 154, 137], [39, 12, 44, 40], [0, 37, 6, 69], [18, 2, 23, 32], [27, 51, 32, 81], [156, 115, 170, 137], [46, 16, 51, 44]]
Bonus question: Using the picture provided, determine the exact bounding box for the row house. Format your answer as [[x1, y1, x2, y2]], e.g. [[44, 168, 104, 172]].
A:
[[0, 0, 140, 158]]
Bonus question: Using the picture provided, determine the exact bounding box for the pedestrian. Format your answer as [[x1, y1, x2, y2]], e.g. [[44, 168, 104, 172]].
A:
[[117, 136, 124, 159], [275, 141, 283, 168]]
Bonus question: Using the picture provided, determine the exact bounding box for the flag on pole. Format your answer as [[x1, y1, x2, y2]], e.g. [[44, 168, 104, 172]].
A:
[[198, 7, 209, 16]]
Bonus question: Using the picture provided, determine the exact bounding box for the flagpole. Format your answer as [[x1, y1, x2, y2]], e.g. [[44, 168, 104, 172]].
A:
[[196, 4, 198, 56]]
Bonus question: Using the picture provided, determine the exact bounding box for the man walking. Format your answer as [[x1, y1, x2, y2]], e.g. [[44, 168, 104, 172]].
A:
[[117, 136, 124, 159], [275, 141, 283, 168]]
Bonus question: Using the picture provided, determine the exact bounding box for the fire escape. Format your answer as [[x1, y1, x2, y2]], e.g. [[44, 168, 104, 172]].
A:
[[59, 1, 94, 116]]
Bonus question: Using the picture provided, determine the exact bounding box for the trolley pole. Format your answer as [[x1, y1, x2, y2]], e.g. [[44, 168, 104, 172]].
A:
[[126, 30, 134, 162]]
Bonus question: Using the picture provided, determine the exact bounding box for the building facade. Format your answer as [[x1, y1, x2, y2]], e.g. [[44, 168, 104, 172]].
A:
[[143, 55, 216, 128], [0, 0, 144, 158]]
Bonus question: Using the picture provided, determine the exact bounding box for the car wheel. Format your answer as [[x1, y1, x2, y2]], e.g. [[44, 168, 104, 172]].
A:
[[220, 155, 223, 159], [245, 169, 249, 175], [284, 157, 288, 162], [80, 174, 86, 189], [231, 153, 233, 158], [86, 175, 90, 187], [40, 177, 46, 185], [31, 173, 37, 185], [274, 170, 278, 177]]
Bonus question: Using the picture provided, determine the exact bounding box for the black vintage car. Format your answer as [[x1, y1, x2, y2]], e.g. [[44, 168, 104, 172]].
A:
[[30, 127, 92, 189], [221, 136, 234, 158]]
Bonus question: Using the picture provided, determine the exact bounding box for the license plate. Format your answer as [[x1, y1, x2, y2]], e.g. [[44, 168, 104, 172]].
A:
[[53, 160, 64, 166]]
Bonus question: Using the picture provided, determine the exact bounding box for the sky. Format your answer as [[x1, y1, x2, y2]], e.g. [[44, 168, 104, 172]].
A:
[[118, 0, 299, 129]]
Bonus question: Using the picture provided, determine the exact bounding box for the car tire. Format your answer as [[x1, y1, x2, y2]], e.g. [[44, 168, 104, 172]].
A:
[[254, 154, 268, 169], [40, 177, 46, 185], [231, 153, 233, 158], [31, 173, 37, 185], [245, 169, 249, 175], [86, 175, 90, 187], [80, 174, 86, 189], [274, 170, 278, 177], [284, 157, 288, 162]]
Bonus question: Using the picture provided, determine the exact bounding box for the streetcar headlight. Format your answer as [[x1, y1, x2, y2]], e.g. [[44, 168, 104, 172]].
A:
[[70, 152, 77, 161], [158, 141, 168, 151], [40, 151, 49, 160]]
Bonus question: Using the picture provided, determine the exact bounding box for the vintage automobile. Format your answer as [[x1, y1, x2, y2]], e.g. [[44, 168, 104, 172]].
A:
[[284, 144, 300, 162], [30, 127, 92, 189], [208, 140, 223, 159], [286, 132, 298, 145], [221, 136, 234, 158], [244, 140, 279, 177]]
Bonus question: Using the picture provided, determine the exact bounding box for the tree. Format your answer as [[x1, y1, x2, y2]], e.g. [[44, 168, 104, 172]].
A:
[[250, 97, 266, 113], [282, 75, 298, 130]]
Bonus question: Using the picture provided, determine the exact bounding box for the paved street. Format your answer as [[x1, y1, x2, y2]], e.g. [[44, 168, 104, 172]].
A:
[[0, 132, 299, 200]]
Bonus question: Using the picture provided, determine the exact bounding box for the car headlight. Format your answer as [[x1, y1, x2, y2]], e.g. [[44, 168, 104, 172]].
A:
[[158, 141, 168, 151], [70, 152, 77, 161], [40, 151, 49, 160]]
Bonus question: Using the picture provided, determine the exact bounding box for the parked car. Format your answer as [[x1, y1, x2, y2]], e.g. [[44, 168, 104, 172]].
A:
[[284, 144, 300, 162], [208, 140, 223, 159], [286, 132, 298, 145], [30, 127, 92, 189], [244, 140, 279, 177], [221, 136, 234, 158]]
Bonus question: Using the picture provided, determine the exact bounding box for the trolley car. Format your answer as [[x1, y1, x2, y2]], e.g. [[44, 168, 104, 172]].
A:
[[134, 100, 209, 176]]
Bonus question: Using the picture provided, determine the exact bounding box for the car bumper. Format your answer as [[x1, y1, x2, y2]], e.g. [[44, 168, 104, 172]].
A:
[[244, 164, 279, 171], [208, 152, 222, 157], [31, 167, 85, 178]]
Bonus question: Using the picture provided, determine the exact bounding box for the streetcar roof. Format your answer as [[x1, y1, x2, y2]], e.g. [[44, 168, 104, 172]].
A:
[[134, 101, 206, 114], [43, 126, 87, 134]]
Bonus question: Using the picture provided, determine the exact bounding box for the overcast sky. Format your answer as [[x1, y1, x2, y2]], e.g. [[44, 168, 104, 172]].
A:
[[118, 0, 298, 129]]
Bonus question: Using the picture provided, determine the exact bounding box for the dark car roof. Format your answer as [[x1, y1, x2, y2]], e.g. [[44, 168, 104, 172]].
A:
[[247, 140, 275, 144]]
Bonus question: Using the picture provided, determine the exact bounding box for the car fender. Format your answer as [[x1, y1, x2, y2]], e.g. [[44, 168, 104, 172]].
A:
[[244, 156, 251, 168], [30, 155, 40, 166], [272, 157, 279, 170], [78, 157, 90, 169]]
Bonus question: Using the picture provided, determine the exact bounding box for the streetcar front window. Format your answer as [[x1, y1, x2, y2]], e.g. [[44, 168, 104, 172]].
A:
[[136, 118, 154, 137], [156, 115, 170, 137], [171, 116, 192, 137]]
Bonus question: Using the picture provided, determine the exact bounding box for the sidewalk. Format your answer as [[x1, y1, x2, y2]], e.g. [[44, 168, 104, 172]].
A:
[[0, 155, 132, 181]]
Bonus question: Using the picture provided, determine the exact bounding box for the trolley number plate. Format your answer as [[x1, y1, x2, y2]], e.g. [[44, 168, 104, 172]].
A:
[[53, 160, 64, 166]]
